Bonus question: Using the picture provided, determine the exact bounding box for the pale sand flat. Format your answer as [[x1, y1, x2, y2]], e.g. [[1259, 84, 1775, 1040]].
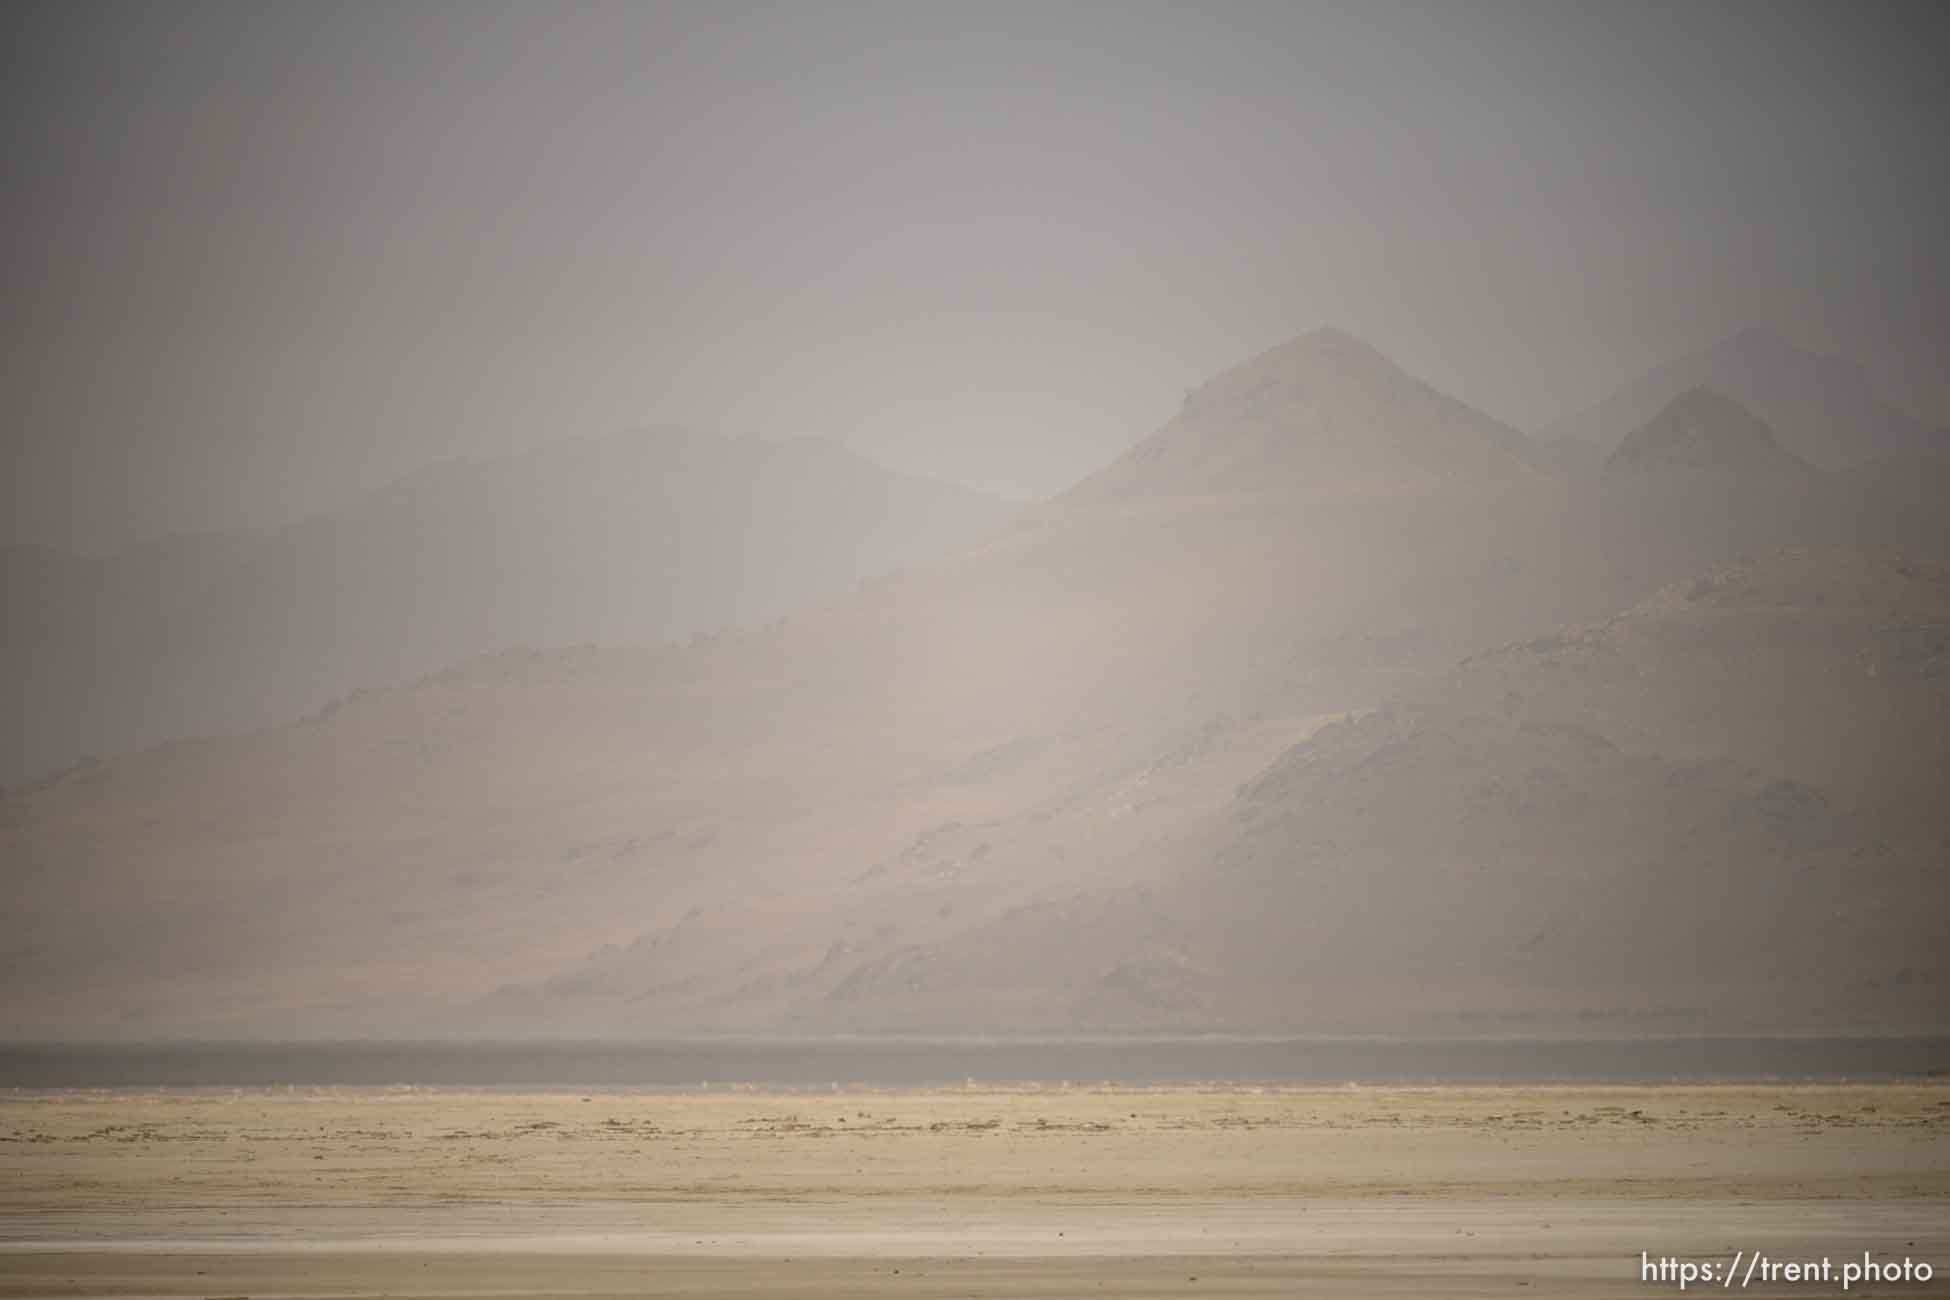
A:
[[3, 1085, 1946, 1298]]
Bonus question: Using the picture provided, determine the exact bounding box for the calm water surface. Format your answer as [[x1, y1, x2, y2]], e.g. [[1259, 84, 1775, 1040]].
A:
[[3, 1037, 1947, 1089]]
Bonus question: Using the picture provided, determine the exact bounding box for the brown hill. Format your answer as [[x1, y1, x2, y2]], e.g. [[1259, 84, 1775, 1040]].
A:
[[1593, 389, 1950, 590], [1544, 326, 1946, 471], [7, 334, 1930, 1038], [1605, 387, 1819, 482], [795, 549, 1949, 1035], [1062, 327, 1545, 507]]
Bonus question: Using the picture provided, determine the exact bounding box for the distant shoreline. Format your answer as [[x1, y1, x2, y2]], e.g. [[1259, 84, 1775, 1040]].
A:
[[5, 1035, 1948, 1089]]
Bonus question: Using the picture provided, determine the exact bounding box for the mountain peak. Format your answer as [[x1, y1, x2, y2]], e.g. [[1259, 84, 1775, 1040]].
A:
[[1174, 327, 1411, 427], [1661, 384, 1759, 423], [1714, 327, 1869, 394], [1606, 387, 1816, 480], [1057, 328, 1538, 508], [1542, 326, 1937, 472], [1208, 325, 1397, 388], [1285, 324, 1394, 363]]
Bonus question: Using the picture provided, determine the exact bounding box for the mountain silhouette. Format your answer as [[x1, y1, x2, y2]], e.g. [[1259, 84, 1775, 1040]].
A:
[[1545, 327, 1945, 471], [0, 428, 1015, 785], [1605, 387, 1819, 481], [5, 333, 1944, 1038]]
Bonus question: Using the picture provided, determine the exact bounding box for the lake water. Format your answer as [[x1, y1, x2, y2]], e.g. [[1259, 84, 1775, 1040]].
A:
[[3, 1036, 1946, 1089]]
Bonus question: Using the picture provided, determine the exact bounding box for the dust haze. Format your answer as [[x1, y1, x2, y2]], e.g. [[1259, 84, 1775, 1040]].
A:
[[8, 6, 1950, 1296], [3, 1, 1949, 1044]]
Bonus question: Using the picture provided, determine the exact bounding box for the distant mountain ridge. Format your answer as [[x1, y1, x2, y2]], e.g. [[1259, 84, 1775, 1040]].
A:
[[1060, 327, 1545, 508], [0, 427, 1015, 785], [1593, 385, 1948, 582], [1605, 387, 1818, 482], [5, 328, 1947, 1040], [1545, 327, 1945, 471]]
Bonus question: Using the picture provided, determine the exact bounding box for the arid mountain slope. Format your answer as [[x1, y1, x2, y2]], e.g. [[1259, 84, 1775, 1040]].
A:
[[1604, 387, 1819, 482], [5, 334, 1936, 1038], [1593, 388, 1950, 583], [802, 549, 1950, 1035], [1596, 388, 1831, 569], [1063, 327, 1545, 507], [0, 429, 1013, 786]]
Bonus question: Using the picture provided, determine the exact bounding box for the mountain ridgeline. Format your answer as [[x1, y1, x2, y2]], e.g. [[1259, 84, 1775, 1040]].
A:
[[1605, 387, 1819, 482], [2, 329, 1946, 1038], [1546, 326, 1947, 471], [0, 429, 1015, 786]]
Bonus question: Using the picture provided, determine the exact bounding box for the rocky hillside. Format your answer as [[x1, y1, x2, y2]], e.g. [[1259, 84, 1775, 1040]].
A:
[[796, 549, 1950, 1035], [1604, 388, 1819, 482], [5, 333, 1944, 1039]]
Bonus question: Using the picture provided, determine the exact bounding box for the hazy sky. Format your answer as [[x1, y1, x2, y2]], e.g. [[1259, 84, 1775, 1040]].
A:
[[5, 0, 1946, 550]]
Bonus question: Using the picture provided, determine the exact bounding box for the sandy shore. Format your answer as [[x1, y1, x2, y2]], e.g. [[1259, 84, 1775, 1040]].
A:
[[3, 1084, 1947, 1297]]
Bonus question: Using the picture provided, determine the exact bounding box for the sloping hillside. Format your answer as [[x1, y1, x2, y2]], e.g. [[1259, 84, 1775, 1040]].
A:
[[1604, 388, 1819, 482], [11, 335, 1933, 1038], [0, 429, 1014, 785], [807, 549, 1948, 1035], [1062, 327, 1545, 507], [1593, 388, 1950, 589], [1544, 327, 1945, 471]]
